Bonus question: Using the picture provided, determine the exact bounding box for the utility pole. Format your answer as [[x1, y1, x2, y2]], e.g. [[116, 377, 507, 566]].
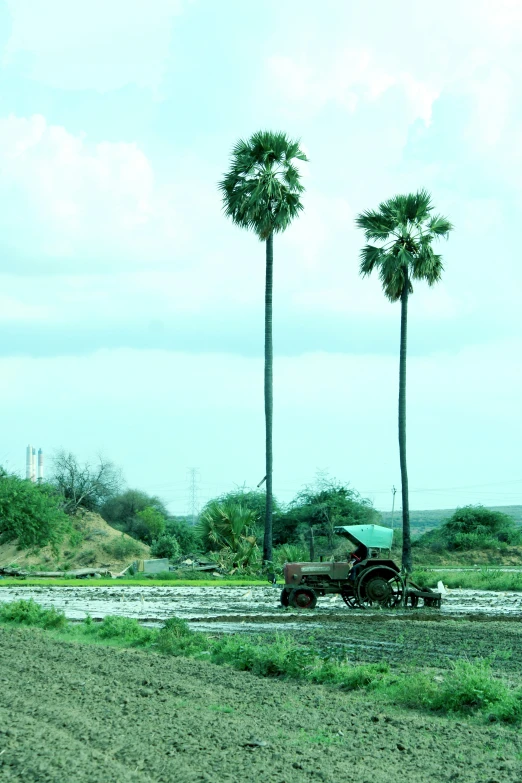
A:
[[390, 485, 397, 530], [188, 468, 200, 526]]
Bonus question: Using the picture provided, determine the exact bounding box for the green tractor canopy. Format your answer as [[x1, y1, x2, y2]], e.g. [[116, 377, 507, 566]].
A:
[[333, 524, 393, 550]]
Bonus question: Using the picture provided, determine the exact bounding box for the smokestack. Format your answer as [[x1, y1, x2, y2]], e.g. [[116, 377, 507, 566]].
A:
[[26, 445, 32, 480], [31, 447, 36, 482], [38, 449, 44, 483]]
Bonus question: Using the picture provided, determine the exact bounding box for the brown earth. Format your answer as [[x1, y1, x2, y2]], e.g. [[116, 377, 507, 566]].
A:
[[1, 626, 521, 783], [0, 511, 150, 574]]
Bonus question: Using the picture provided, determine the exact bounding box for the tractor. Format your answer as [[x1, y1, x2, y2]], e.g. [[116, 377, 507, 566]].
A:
[[280, 524, 441, 610]]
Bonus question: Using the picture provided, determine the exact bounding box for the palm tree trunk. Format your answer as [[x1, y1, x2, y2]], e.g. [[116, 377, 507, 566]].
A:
[[263, 232, 274, 564], [399, 280, 412, 572]]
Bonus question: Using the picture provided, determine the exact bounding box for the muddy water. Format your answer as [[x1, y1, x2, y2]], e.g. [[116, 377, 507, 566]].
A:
[[0, 584, 521, 628]]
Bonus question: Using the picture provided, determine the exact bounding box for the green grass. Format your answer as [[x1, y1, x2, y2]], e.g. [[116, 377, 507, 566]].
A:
[[412, 568, 522, 592], [0, 577, 271, 587], [1, 598, 521, 726]]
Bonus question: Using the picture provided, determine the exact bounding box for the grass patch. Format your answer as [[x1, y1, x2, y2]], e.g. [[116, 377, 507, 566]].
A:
[[412, 568, 522, 592], [1, 599, 521, 726], [0, 577, 272, 587]]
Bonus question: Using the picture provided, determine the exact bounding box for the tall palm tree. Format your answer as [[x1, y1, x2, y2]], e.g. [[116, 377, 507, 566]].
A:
[[219, 131, 308, 565], [356, 190, 453, 572]]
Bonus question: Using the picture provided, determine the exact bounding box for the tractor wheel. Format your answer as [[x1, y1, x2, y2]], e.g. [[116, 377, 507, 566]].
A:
[[341, 587, 357, 608], [288, 587, 317, 610], [356, 567, 404, 609], [280, 589, 290, 608]]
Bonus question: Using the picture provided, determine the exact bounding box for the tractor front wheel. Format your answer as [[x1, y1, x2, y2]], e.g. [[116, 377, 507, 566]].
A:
[[288, 587, 317, 610]]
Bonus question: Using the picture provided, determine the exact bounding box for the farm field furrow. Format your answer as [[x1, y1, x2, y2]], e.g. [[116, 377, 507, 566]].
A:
[[1, 625, 522, 783]]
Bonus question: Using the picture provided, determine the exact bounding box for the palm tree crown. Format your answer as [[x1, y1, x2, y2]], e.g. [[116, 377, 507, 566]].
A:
[[356, 189, 453, 297], [219, 130, 308, 240]]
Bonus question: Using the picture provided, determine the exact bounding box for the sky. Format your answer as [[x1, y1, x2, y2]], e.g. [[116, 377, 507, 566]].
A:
[[1, 0, 522, 515]]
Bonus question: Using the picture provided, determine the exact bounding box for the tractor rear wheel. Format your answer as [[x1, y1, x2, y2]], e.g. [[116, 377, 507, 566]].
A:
[[280, 589, 290, 607], [356, 567, 404, 609], [288, 587, 317, 610]]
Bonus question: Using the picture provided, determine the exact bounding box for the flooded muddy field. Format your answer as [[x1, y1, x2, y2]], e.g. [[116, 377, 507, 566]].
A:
[[0, 583, 521, 625], [1, 584, 521, 678]]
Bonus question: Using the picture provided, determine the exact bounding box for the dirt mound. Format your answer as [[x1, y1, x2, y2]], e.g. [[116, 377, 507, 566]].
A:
[[0, 511, 150, 573]]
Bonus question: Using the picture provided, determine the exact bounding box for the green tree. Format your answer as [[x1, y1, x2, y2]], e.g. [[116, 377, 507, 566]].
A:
[[135, 506, 166, 544], [101, 489, 169, 536], [0, 469, 70, 550], [219, 131, 308, 565], [276, 475, 378, 551], [150, 533, 182, 561], [356, 190, 453, 571]]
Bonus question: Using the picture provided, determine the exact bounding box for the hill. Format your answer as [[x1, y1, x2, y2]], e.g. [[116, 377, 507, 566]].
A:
[[379, 505, 522, 537], [0, 511, 150, 574]]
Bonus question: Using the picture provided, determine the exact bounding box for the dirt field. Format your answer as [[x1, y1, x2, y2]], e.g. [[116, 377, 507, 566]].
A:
[[1, 626, 521, 783]]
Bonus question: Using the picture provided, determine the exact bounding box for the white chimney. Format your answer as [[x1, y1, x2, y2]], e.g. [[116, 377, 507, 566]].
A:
[[26, 444, 32, 480], [31, 447, 36, 482], [38, 449, 44, 483]]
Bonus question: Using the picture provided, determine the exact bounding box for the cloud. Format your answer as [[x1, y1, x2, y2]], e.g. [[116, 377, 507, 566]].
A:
[[0, 114, 188, 273], [267, 49, 440, 125], [3, 0, 184, 92]]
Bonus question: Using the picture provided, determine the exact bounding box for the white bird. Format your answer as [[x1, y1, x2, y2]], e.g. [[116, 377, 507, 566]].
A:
[[242, 589, 253, 600], [437, 580, 447, 595]]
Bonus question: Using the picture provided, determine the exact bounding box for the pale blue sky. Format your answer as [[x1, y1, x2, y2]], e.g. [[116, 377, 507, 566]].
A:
[[1, 0, 522, 514]]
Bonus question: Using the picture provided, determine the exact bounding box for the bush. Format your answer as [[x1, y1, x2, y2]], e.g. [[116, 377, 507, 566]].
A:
[[156, 617, 208, 656], [95, 615, 153, 646], [0, 599, 67, 629], [151, 534, 181, 560], [164, 518, 200, 555], [102, 535, 144, 560], [415, 505, 522, 553], [0, 470, 71, 551], [273, 544, 308, 564], [210, 634, 314, 679]]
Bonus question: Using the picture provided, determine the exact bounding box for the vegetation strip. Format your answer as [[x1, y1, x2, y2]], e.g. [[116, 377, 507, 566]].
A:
[[1, 598, 521, 726], [3, 567, 522, 590], [412, 568, 522, 592]]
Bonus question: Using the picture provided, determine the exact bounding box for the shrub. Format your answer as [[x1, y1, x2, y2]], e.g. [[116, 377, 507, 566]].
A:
[[151, 534, 181, 560], [415, 505, 522, 553], [0, 470, 71, 550], [164, 518, 200, 555], [95, 615, 153, 646], [102, 535, 144, 560], [210, 634, 314, 679], [0, 599, 67, 629], [156, 617, 208, 656], [274, 544, 308, 565]]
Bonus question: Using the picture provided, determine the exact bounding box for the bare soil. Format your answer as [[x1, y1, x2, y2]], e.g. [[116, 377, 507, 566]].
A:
[[1, 626, 521, 783]]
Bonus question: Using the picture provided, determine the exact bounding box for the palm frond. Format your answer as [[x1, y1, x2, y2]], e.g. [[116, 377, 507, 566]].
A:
[[219, 130, 307, 240], [359, 244, 384, 276], [427, 214, 454, 237]]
